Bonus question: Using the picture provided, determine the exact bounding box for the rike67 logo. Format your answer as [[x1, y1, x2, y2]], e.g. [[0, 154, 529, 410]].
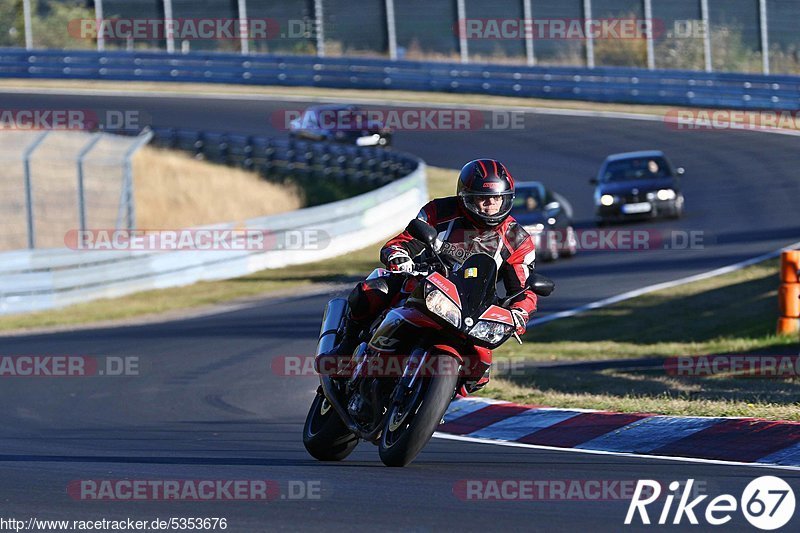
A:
[[625, 477, 795, 530]]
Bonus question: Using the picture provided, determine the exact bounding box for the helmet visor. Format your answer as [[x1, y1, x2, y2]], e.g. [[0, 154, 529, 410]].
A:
[[460, 191, 514, 225]]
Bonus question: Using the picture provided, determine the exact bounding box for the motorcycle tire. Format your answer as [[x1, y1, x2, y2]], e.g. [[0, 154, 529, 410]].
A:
[[303, 392, 359, 461], [378, 357, 459, 467]]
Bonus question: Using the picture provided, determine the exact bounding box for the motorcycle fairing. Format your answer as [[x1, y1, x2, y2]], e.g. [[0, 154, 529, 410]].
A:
[[368, 307, 442, 353], [478, 305, 515, 326], [443, 253, 500, 323], [426, 272, 461, 308]]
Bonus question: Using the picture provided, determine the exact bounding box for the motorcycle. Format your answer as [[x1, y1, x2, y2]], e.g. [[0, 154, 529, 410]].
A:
[[302, 219, 555, 467]]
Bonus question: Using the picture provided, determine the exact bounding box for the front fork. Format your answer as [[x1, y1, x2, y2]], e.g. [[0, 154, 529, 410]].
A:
[[391, 348, 429, 405], [390, 347, 464, 405]]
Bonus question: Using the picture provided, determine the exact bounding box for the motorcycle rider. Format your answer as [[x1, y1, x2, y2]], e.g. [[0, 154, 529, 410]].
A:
[[329, 158, 537, 386]]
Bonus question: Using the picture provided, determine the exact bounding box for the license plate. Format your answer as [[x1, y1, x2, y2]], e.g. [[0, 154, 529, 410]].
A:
[[622, 202, 652, 214]]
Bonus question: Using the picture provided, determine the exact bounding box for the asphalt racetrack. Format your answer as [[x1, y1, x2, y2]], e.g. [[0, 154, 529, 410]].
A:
[[1, 89, 799, 531]]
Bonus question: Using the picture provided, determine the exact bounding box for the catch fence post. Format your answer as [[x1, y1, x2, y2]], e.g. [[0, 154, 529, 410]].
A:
[[22, 131, 50, 249], [77, 134, 103, 234], [119, 130, 154, 230], [700, 0, 712, 72], [386, 0, 398, 60], [456, 0, 468, 63], [583, 0, 595, 68]]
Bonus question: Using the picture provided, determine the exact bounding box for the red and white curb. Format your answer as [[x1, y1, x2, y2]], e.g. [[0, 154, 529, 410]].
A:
[[437, 397, 800, 467]]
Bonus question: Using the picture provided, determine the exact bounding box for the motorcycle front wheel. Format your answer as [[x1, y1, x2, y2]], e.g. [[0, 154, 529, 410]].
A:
[[303, 392, 359, 461], [378, 356, 459, 467]]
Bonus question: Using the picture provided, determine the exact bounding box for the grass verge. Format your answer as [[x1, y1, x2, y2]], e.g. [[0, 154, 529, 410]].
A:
[[481, 375, 800, 421], [0, 166, 455, 332], [134, 146, 302, 227], [501, 259, 795, 361], [486, 257, 800, 420]]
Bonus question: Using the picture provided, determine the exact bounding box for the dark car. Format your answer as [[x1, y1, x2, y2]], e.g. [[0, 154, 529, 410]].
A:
[[288, 104, 392, 147], [591, 150, 685, 226], [511, 181, 577, 262]]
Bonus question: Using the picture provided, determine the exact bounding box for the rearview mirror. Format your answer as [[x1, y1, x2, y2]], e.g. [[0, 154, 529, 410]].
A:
[[527, 272, 555, 297], [589, 177, 598, 185], [406, 219, 437, 247]]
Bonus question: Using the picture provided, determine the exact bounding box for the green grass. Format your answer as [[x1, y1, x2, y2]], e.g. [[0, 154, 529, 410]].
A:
[[480, 375, 800, 421], [0, 166, 456, 332], [498, 258, 796, 361], [485, 258, 800, 420]]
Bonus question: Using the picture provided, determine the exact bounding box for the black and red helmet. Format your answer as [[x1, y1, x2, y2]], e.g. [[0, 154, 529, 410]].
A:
[[456, 158, 515, 228]]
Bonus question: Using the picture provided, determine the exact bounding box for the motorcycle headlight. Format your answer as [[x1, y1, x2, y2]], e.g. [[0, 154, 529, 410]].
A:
[[599, 194, 615, 206], [425, 288, 461, 327], [469, 320, 513, 344], [656, 189, 676, 201]]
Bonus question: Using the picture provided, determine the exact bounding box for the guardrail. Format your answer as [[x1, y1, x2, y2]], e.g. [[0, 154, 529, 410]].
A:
[[2, 48, 800, 110], [0, 156, 427, 315]]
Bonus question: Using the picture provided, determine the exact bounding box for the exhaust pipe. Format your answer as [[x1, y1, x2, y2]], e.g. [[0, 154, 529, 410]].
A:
[[316, 298, 348, 357], [314, 298, 365, 437]]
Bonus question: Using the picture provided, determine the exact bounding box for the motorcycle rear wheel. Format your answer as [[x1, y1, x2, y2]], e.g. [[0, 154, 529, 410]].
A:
[[303, 393, 359, 461], [378, 357, 459, 467]]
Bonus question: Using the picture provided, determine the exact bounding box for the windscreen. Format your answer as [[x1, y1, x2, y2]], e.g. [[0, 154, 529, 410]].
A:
[[511, 186, 544, 212], [450, 253, 498, 317], [603, 157, 672, 182]]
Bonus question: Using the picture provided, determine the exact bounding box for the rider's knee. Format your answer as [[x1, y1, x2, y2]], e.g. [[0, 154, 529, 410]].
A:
[[348, 278, 391, 321]]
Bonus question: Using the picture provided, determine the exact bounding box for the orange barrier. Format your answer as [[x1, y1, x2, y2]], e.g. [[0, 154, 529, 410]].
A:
[[781, 250, 800, 283], [777, 251, 800, 334], [779, 283, 800, 317]]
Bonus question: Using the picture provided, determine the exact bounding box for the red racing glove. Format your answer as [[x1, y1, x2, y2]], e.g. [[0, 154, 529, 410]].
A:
[[510, 308, 529, 336], [386, 250, 413, 273]]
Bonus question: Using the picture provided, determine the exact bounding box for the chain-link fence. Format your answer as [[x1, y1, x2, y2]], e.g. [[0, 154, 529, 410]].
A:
[[0, 129, 151, 250], [4, 0, 800, 74]]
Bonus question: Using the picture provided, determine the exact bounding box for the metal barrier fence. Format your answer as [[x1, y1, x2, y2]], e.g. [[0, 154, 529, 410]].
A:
[[1, 48, 798, 111], [0, 129, 151, 251], [7, 0, 800, 74]]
